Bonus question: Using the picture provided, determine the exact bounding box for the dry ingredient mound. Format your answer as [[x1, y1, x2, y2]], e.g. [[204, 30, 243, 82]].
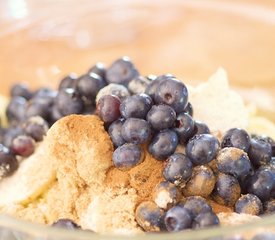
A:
[[0, 114, 165, 233]]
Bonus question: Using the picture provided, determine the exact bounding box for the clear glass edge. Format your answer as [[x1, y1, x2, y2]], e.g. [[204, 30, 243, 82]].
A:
[[0, 213, 274, 239]]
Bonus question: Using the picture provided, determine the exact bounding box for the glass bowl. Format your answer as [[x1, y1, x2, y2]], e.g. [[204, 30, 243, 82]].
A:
[[0, 0, 274, 239]]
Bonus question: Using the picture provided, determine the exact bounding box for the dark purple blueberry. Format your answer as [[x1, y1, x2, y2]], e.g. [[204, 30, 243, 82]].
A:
[[6, 96, 27, 123], [10, 83, 32, 100], [23, 116, 49, 142], [106, 57, 139, 85], [216, 147, 252, 178], [87, 62, 106, 80], [164, 205, 192, 232], [252, 233, 275, 240], [248, 138, 272, 168], [145, 77, 165, 100], [194, 121, 210, 135], [173, 112, 195, 144], [128, 76, 151, 95], [235, 194, 262, 215], [183, 165, 215, 198], [153, 181, 181, 209], [148, 129, 178, 161], [121, 118, 151, 144], [50, 105, 63, 124], [135, 201, 165, 232], [163, 153, 193, 187], [26, 94, 55, 121], [33, 88, 57, 99], [246, 168, 275, 201], [186, 134, 220, 165], [58, 73, 78, 90], [112, 143, 144, 170], [263, 199, 275, 214], [120, 94, 152, 119], [183, 196, 212, 218], [0, 144, 18, 178], [184, 102, 193, 116], [193, 211, 219, 228], [147, 105, 176, 131], [3, 127, 24, 148], [221, 128, 251, 152], [212, 173, 241, 207], [83, 103, 95, 115], [11, 135, 35, 157], [96, 95, 121, 123], [154, 78, 188, 113], [108, 119, 126, 147], [77, 73, 106, 100], [55, 88, 85, 116], [52, 219, 80, 229]]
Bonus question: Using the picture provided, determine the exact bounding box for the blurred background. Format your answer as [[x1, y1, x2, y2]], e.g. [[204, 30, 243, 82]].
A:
[[0, 0, 274, 120]]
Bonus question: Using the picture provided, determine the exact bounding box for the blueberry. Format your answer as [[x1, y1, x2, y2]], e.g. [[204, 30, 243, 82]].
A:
[[6, 97, 27, 123], [194, 121, 210, 135], [145, 76, 165, 100], [221, 128, 251, 152], [186, 134, 220, 165], [128, 76, 151, 95], [184, 102, 193, 116], [173, 112, 195, 144], [108, 119, 126, 147], [106, 57, 139, 85], [3, 127, 24, 148], [96, 95, 121, 123], [23, 116, 49, 142], [154, 78, 188, 113], [50, 105, 63, 123], [77, 73, 106, 100], [52, 219, 80, 229], [55, 88, 85, 116], [112, 143, 144, 170], [11, 135, 35, 157], [96, 83, 130, 103], [263, 199, 275, 214], [246, 168, 275, 201], [120, 94, 152, 119], [248, 138, 272, 168], [26, 98, 52, 121], [235, 194, 262, 215], [183, 165, 215, 198], [58, 73, 78, 90], [121, 118, 151, 144], [216, 147, 252, 178], [183, 196, 212, 218], [87, 62, 106, 80], [163, 153, 193, 187], [135, 201, 165, 232], [0, 144, 18, 179], [10, 83, 32, 100], [164, 205, 192, 232], [33, 87, 57, 100], [148, 129, 178, 161], [193, 211, 219, 228], [147, 105, 176, 131], [153, 181, 181, 209], [212, 173, 241, 207]]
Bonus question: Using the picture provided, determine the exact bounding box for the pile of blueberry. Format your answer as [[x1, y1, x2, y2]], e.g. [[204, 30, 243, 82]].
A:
[[0, 56, 274, 234], [94, 57, 275, 232]]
